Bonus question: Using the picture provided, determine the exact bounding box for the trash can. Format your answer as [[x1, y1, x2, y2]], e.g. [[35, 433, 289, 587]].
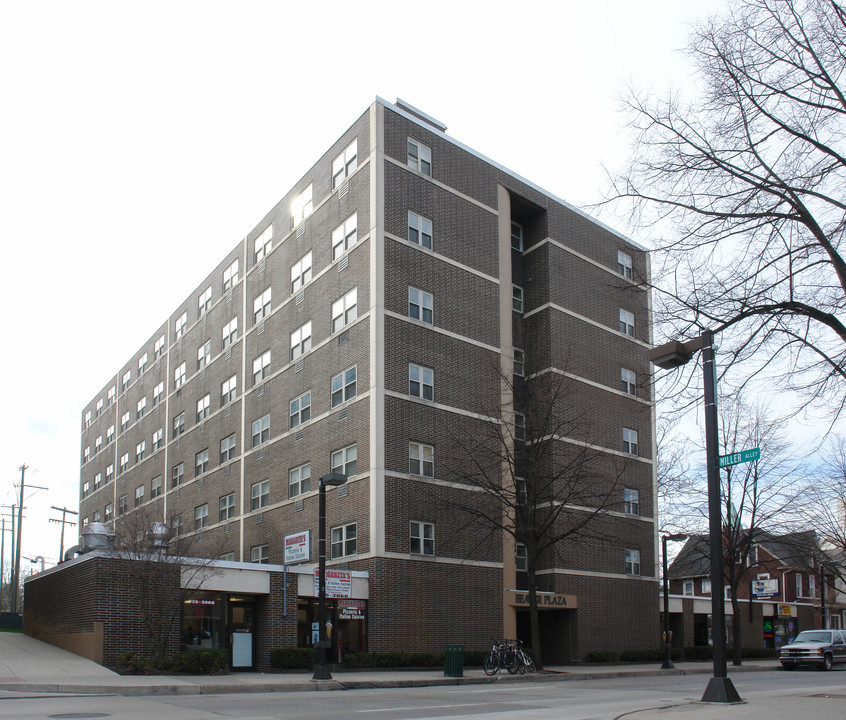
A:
[[444, 644, 464, 677]]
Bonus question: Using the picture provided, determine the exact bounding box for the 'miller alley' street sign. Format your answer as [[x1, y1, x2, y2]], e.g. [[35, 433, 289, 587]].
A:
[[718, 447, 761, 469]]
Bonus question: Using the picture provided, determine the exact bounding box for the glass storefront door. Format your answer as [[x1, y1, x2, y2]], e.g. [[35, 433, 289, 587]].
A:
[[229, 596, 256, 670]]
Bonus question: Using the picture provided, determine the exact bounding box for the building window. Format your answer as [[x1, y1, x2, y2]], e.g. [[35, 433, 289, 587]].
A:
[[253, 350, 271, 385], [221, 374, 237, 405], [122, 370, 131, 391], [195, 449, 209, 477], [171, 514, 183, 536], [619, 309, 635, 337], [513, 348, 525, 377], [511, 221, 523, 251], [625, 549, 641, 575], [83, 480, 90, 497], [198, 286, 212, 316], [172, 462, 184, 488], [83, 410, 92, 430], [331, 444, 357, 476], [175, 311, 187, 340], [154, 335, 165, 359], [108, 385, 116, 405], [618, 250, 633, 280], [152, 427, 163, 451], [409, 442, 434, 477], [331, 288, 358, 333], [151, 476, 162, 498], [332, 139, 357, 189], [96, 398, 104, 417], [512, 285, 524, 313], [104, 503, 113, 522], [795, 573, 804, 598], [153, 381, 164, 406], [331, 366, 357, 407], [118, 495, 127, 516], [93, 510, 102, 523], [174, 361, 186, 389], [409, 364, 433, 400], [138, 352, 148, 374], [724, 585, 732, 600], [408, 211, 432, 249], [810, 573, 816, 598], [291, 251, 313, 293], [223, 258, 239, 291], [747, 546, 758, 567], [291, 184, 313, 227], [121, 411, 130, 432], [95, 434, 102, 452], [219, 433, 236, 463], [253, 287, 272, 323], [197, 341, 211, 370], [514, 413, 526, 441], [254, 225, 273, 262], [290, 390, 311, 428], [623, 428, 639, 456], [331, 523, 357, 558], [107, 424, 115, 443], [134, 484, 145, 507], [251, 414, 270, 447], [410, 521, 434, 556], [119, 452, 129, 474], [251, 479, 269, 510], [136, 397, 146, 420], [194, 503, 209, 530], [516, 543, 528, 572], [621, 368, 637, 395], [624, 488, 640, 515], [250, 544, 269, 564], [173, 412, 185, 437], [683, 580, 694, 596], [408, 287, 433, 324], [702, 578, 711, 594], [219, 492, 235, 521], [219, 552, 235, 561], [407, 138, 431, 175], [222, 317, 238, 349], [289, 463, 311, 498], [332, 213, 358, 260], [106, 464, 114, 482], [197, 394, 210, 422], [290, 321, 312, 360]]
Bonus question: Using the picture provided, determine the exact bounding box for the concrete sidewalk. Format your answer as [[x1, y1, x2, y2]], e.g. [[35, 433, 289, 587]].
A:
[[0, 631, 783, 698]]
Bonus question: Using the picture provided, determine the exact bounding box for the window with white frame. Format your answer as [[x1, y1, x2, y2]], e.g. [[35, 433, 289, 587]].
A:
[[172, 412, 185, 437], [810, 573, 816, 598], [332, 139, 357, 189], [512, 285, 524, 313], [223, 258, 239, 291], [747, 545, 758, 567], [219, 492, 235, 521], [795, 573, 804, 597], [153, 380, 164, 406], [96, 398, 104, 416], [331, 444, 357, 476], [221, 374, 237, 405], [625, 549, 641, 575], [290, 321, 312, 360], [194, 503, 209, 530], [83, 480, 90, 497], [250, 479, 269, 510], [511, 221, 524, 251], [152, 427, 163, 451], [95, 435, 102, 453], [331, 288, 358, 333], [514, 348, 525, 377], [175, 311, 187, 339], [408, 287, 433, 324], [220, 433, 236, 463], [331, 523, 357, 558], [253, 287, 272, 323], [195, 448, 209, 477], [108, 385, 116, 405], [409, 442, 434, 477], [198, 286, 212, 316], [291, 184, 313, 227], [724, 585, 732, 600], [515, 413, 526, 441], [624, 488, 640, 515], [195, 341, 210, 371], [136, 397, 146, 419], [171, 462, 184, 488], [289, 463, 311, 498], [83, 446, 90, 464], [410, 521, 434, 555], [332, 213, 358, 260], [253, 350, 271, 385], [119, 452, 129, 474], [121, 410, 130, 431], [138, 352, 148, 374], [122, 370, 131, 391], [617, 250, 633, 280], [106, 463, 114, 482], [408, 211, 432, 249], [619, 309, 635, 337], [702, 578, 712, 594], [252, 414, 270, 447], [251, 544, 269, 564], [107, 424, 115, 443], [407, 138, 431, 175], [154, 335, 165, 359], [84, 410, 92, 429], [222, 317, 238, 349], [621, 368, 637, 395], [135, 484, 144, 507], [104, 503, 113, 522], [291, 251, 313, 293], [197, 393, 210, 422], [93, 510, 102, 523], [331, 366, 357, 407], [171, 513, 182, 536], [151, 475, 162, 498], [174, 361, 186, 389], [409, 364, 433, 400], [683, 580, 694, 596], [254, 225, 273, 262], [623, 428, 639, 456], [516, 543, 528, 571], [290, 390, 311, 428]]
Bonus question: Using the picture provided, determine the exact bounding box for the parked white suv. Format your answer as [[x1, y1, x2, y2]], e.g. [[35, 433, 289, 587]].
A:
[[779, 630, 846, 671]]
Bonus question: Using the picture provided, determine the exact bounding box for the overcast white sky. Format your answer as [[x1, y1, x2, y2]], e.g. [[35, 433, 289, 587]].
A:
[[0, 0, 730, 567]]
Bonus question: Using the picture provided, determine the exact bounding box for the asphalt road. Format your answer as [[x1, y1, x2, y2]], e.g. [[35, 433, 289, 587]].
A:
[[2, 668, 845, 720]]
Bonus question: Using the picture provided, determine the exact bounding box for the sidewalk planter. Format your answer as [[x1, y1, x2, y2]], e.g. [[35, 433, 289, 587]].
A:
[[444, 645, 464, 677]]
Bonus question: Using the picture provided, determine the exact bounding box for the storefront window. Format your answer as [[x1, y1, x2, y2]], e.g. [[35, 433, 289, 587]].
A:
[[182, 591, 225, 652], [297, 597, 366, 662]]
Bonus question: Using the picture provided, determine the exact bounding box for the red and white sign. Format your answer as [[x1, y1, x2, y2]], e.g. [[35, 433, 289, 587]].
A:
[[339, 599, 365, 619], [284, 531, 310, 564], [313, 568, 352, 598]]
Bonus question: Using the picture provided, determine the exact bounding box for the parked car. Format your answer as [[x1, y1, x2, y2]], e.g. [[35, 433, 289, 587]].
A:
[[779, 629, 846, 670]]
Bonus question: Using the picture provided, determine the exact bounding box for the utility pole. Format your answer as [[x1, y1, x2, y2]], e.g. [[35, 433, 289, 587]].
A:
[[11, 465, 47, 614], [1, 505, 17, 613], [0, 514, 12, 612], [50, 506, 78, 561]]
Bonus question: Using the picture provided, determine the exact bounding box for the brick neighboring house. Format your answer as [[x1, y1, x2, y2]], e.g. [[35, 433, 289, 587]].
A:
[[663, 531, 836, 650], [38, 97, 659, 669]]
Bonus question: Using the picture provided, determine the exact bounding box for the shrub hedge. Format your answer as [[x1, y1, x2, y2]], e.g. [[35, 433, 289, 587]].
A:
[[268, 648, 490, 670], [585, 646, 779, 663]]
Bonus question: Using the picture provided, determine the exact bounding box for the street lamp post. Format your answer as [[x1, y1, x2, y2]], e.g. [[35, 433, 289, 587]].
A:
[[650, 330, 741, 703], [661, 533, 687, 669], [312, 473, 348, 681]]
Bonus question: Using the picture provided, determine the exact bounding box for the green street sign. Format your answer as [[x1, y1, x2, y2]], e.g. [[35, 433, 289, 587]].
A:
[[718, 447, 761, 468]]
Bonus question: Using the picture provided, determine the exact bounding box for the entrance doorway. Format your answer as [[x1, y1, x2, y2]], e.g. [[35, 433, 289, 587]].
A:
[[229, 596, 256, 670]]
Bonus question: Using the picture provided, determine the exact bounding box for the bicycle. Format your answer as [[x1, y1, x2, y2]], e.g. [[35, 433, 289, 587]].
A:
[[513, 639, 536, 673], [483, 639, 517, 675]]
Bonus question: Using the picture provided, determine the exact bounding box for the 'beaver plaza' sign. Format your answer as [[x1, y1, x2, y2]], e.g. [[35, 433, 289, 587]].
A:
[[505, 590, 578, 608]]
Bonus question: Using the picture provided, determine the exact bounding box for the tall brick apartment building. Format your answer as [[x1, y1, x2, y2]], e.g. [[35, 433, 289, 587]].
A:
[[77, 98, 658, 664]]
